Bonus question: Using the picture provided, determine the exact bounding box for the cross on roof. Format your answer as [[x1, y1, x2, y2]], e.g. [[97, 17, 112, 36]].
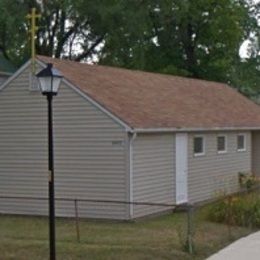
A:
[[26, 8, 41, 74]]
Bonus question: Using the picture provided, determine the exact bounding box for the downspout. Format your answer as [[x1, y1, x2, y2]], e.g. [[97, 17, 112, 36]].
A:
[[129, 132, 137, 219]]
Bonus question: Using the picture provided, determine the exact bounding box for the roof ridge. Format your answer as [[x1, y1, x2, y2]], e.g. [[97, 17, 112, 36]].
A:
[[36, 55, 229, 88], [36, 55, 260, 129]]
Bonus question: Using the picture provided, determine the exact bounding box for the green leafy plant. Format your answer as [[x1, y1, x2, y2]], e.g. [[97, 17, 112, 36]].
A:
[[238, 172, 258, 191], [207, 191, 260, 228]]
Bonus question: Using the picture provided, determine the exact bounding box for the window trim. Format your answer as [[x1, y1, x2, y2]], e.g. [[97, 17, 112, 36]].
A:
[[237, 133, 246, 152], [217, 135, 227, 154], [193, 135, 205, 157]]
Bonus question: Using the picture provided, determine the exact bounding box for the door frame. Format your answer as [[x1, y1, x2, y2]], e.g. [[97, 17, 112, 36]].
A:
[[175, 133, 188, 204]]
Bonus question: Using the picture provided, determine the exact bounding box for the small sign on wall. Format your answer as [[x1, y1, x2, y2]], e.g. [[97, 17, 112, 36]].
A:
[[112, 140, 124, 146]]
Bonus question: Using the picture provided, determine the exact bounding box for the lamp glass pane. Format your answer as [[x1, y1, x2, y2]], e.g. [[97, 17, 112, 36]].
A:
[[52, 77, 62, 93], [38, 77, 53, 93]]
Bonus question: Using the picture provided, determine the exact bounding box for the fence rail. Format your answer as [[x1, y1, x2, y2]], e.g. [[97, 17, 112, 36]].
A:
[[0, 195, 182, 207], [0, 195, 195, 253], [1, 186, 259, 255]]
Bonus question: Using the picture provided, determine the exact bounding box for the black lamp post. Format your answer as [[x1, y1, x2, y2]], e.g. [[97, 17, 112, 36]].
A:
[[36, 63, 63, 260]]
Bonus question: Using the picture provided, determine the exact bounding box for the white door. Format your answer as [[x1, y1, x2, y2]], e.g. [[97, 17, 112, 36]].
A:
[[176, 133, 188, 204]]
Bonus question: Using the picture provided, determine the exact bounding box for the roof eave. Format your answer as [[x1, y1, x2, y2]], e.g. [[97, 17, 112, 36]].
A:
[[132, 126, 260, 133], [0, 60, 31, 90], [0, 71, 13, 76], [36, 58, 133, 133], [35, 58, 260, 135]]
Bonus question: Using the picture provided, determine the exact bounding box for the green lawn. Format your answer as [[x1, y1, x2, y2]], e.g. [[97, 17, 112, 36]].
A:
[[0, 209, 255, 260]]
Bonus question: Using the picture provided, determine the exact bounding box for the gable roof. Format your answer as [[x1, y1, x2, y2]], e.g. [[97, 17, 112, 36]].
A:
[[37, 55, 260, 131]]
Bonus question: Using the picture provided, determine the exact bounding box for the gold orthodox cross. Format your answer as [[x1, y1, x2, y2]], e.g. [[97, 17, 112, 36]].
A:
[[26, 8, 41, 73]]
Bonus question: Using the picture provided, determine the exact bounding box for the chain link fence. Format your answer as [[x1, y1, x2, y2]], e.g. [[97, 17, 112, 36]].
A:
[[0, 195, 195, 254]]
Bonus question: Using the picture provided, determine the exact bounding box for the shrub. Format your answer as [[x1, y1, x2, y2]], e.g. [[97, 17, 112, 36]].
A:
[[238, 172, 258, 191], [207, 192, 260, 228]]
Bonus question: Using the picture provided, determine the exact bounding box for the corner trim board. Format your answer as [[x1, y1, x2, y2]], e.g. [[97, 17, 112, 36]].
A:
[[129, 132, 137, 218]]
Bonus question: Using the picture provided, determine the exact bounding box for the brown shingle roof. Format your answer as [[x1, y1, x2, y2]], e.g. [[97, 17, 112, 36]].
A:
[[37, 55, 260, 130]]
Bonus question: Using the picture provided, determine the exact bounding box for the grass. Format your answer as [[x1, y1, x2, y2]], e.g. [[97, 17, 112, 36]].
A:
[[0, 208, 256, 260]]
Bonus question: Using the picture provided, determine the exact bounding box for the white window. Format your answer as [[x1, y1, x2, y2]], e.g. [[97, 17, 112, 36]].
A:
[[193, 136, 205, 156], [237, 134, 246, 152], [217, 135, 227, 153]]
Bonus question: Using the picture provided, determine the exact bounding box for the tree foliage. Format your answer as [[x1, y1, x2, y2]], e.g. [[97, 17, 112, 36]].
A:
[[100, 0, 259, 94], [233, 0, 260, 97], [0, 0, 109, 64], [0, 0, 28, 64], [0, 0, 259, 98]]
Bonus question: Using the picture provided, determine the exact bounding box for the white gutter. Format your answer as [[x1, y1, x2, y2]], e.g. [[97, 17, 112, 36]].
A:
[[129, 132, 137, 219], [131, 126, 260, 133]]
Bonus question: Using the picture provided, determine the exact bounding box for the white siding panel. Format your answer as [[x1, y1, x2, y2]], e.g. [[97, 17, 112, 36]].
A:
[[188, 132, 251, 203], [132, 134, 175, 218], [252, 131, 260, 176], [0, 67, 128, 220]]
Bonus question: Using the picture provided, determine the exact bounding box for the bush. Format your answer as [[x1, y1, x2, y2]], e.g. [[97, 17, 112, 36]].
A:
[[238, 172, 258, 191], [207, 192, 260, 228]]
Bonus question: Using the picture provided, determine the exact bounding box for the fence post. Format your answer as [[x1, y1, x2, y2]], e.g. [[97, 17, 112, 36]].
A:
[[74, 199, 80, 242], [186, 203, 194, 254], [227, 195, 232, 240]]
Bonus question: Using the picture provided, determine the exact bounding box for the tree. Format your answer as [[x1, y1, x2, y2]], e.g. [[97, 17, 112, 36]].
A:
[[101, 1, 255, 78], [99, 0, 259, 98], [0, 0, 258, 98], [0, 0, 28, 65], [0, 0, 109, 64], [231, 0, 260, 98], [35, 0, 107, 61]]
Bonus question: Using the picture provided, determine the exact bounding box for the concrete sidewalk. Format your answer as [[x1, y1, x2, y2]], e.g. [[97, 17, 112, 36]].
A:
[[207, 231, 260, 260]]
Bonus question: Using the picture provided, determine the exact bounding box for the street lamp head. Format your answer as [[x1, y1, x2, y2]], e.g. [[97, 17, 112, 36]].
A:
[[36, 63, 63, 95]]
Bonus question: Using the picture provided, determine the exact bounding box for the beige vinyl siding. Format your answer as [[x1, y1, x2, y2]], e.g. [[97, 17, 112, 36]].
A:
[[0, 66, 128, 220], [132, 134, 175, 218], [0, 75, 8, 86], [252, 131, 260, 176], [188, 132, 251, 203]]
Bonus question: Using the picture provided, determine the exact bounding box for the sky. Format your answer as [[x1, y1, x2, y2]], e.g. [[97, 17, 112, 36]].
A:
[[239, 0, 260, 58]]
